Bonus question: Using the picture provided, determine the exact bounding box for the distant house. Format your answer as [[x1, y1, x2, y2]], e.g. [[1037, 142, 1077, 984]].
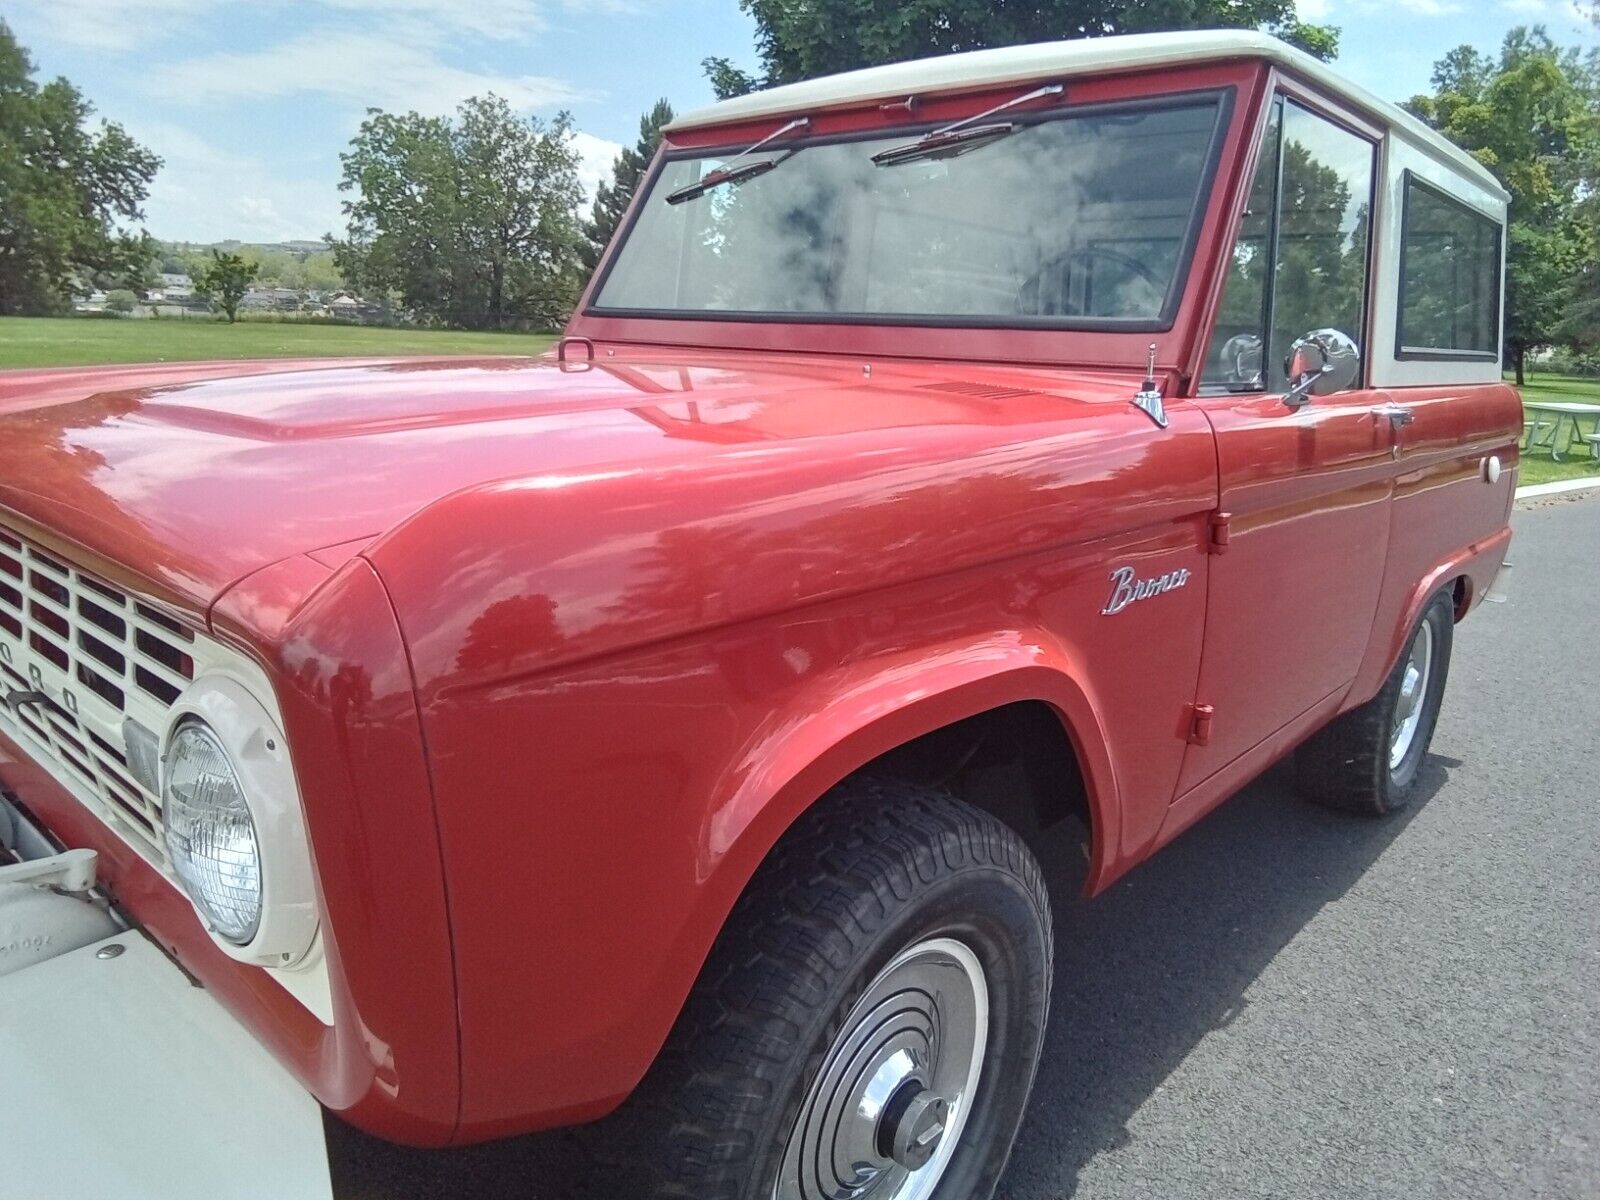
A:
[[329, 294, 359, 315], [159, 273, 194, 300], [241, 287, 301, 312]]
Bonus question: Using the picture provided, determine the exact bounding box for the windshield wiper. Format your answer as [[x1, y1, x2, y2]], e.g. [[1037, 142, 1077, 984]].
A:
[[872, 82, 1065, 168], [665, 116, 811, 205]]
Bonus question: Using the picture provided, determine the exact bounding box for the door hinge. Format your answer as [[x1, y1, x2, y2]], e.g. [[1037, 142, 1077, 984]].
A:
[[1186, 703, 1215, 746], [1207, 511, 1231, 555]]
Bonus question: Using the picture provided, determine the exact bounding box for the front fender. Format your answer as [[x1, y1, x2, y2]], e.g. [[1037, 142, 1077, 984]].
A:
[[431, 622, 1125, 1143]]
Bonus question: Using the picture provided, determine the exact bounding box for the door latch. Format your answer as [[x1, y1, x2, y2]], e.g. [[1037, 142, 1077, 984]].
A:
[[1371, 403, 1415, 428]]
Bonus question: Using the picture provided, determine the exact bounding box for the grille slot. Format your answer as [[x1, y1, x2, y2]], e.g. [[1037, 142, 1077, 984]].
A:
[[0, 519, 217, 869]]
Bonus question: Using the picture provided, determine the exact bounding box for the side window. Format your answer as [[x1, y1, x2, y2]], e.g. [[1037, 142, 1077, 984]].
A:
[[1202, 100, 1281, 390], [1203, 99, 1376, 393], [1397, 175, 1502, 358]]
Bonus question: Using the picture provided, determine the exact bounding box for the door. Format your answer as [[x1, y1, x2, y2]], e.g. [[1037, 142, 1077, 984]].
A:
[[1180, 96, 1392, 793]]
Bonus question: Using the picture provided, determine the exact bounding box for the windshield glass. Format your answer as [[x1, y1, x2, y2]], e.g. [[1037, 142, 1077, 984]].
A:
[[592, 94, 1228, 328]]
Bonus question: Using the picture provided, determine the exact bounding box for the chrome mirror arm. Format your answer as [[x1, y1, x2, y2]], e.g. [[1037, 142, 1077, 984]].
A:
[[1283, 362, 1333, 409], [1282, 329, 1360, 410]]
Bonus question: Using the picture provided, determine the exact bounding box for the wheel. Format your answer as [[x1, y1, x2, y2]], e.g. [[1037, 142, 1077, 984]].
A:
[[585, 778, 1053, 1200], [1296, 590, 1454, 815]]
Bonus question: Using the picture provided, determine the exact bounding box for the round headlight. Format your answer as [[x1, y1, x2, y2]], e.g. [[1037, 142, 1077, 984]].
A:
[[162, 721, 263, 945]]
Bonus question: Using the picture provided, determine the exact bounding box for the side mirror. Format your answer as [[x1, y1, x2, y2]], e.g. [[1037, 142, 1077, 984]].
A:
[[1219, 333, 1264, 389], [1283, 329, 1360, 409]]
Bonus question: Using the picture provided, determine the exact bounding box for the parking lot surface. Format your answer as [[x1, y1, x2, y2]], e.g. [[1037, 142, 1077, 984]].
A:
[[331, 491, 1600, 1200]]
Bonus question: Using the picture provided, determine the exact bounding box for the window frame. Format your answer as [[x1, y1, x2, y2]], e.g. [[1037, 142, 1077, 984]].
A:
[[584, 88, 1236, 334], [1198, 91, 1380, 395], [1393, 169, 1504, 363]]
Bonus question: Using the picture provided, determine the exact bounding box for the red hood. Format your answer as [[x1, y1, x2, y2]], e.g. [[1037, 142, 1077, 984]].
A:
[[0, 351, 1145, 613]]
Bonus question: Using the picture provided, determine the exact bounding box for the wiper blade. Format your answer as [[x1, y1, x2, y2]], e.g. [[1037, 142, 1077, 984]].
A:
[[872, 82, 1065, 168], [665, 158, 779, 204], [665, 116, 811, 205], [871, 122, 1017, 166]]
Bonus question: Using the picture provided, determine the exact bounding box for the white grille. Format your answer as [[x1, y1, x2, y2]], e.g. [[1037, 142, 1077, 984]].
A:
[[0, 521, 222, 869]]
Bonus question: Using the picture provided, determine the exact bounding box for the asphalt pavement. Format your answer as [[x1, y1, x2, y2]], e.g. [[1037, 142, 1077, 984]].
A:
[[331, 490, 1600, 1200]]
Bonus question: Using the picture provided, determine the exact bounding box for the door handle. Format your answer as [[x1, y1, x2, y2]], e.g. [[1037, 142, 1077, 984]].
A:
[[1371, 403, 1415, 429]]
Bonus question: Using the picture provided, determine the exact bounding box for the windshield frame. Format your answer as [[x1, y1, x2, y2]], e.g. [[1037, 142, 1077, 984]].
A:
[[585, 86, 1236, 334]]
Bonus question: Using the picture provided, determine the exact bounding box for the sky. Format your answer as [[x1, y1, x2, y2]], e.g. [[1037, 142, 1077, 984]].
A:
[[5, 0, 1597, 245]]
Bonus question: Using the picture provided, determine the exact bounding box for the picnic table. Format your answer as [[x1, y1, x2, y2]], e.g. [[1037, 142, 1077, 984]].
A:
[[1523, 400, 1600, 462]]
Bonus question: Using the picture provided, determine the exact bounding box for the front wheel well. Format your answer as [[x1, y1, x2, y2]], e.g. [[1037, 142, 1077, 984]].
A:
[[844, 700, 1092, 854]]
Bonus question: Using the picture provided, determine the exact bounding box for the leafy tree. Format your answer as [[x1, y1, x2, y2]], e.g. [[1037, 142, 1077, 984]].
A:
[[193, 249, 259, 323], [103, 288, 137, 314], [582, 98, 674, 271], [0, 20, 161, 314], [1406, 27, 1600, 384], [332, 94, 585, 329], [702, 0, 1339, 98]]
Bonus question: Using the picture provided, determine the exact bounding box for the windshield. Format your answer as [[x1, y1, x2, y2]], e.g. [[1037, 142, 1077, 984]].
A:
[[591, 94, 1228, 328]]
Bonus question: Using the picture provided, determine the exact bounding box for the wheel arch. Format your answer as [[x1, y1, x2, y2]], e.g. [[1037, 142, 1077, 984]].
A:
[[703, 638, 1122, 918], [1346, 527, 1511, 708]]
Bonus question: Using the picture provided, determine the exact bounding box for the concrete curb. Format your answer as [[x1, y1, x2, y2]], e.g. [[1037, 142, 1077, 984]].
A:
[[1515, 476, 1600, 499]]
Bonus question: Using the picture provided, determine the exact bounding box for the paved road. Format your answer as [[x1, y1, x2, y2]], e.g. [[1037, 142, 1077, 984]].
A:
[[332, 492, 1599, 1200]]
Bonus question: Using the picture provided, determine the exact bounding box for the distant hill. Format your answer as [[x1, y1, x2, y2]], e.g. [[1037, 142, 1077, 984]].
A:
[[157, 240, 342, 292]]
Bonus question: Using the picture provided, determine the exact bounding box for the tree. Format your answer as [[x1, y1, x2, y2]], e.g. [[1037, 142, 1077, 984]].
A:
[[0, 20, 161, 314], [193, 249, 258, 323], [701, 1, 1339, 99], [1406, 27, 1600, 384], [582, 98, 674, 272], [103, 288, 137, 314], [331, 95, 585, 330]]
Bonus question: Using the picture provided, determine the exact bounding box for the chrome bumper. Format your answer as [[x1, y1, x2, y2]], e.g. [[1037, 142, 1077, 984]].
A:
[[0, 794, 332, 1200]]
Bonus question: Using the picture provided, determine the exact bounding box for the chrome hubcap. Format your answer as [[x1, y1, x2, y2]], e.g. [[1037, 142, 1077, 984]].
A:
[[1390, 621, 1434, 770], [773, 938, 988, 1200]]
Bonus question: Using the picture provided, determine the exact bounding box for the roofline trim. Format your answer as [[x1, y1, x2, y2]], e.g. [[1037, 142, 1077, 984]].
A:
[[665, 31, 1508, 202]]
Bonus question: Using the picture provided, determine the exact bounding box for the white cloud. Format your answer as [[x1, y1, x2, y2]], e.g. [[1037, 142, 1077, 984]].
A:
[[127, 119, 344, 242], [572, 131, 624, 202], [130, 118, 621, 241], [7, 0, 640, 53], [1297, 0, 1333, 18], [160, 29, 586, 114], [312, 0, 550, 40], [5, 0, 221, 52]]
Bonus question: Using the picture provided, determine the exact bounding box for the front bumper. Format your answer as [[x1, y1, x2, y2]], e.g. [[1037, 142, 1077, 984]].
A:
[[0, 795, 332, 1200]]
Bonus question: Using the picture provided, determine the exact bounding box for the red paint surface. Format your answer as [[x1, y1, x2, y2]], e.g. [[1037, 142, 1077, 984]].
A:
[[0, 55, 1520, 1143]]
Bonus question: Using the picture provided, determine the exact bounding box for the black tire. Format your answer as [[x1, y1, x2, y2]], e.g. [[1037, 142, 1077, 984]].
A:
[[1296, 590, 1454, 816], [583, 778, 1053, 1200]]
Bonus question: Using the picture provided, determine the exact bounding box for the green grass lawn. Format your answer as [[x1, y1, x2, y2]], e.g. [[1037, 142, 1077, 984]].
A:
[[1511, 371, 1600, 488], [0, 315, 555, 368]]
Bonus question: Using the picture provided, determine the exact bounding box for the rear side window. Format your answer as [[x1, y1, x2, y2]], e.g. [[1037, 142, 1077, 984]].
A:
[[1397, 174, 1501, 360]]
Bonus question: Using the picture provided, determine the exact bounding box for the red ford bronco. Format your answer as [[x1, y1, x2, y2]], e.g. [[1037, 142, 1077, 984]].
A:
[[0, 30, 1518, 1200]]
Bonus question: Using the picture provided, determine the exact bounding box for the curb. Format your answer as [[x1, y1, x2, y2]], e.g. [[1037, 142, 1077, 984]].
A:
[[1515, 476, 1600, 500]]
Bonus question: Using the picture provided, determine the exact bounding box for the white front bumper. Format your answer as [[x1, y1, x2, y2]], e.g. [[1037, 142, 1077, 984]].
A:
[[0, 800, 333, 1200]]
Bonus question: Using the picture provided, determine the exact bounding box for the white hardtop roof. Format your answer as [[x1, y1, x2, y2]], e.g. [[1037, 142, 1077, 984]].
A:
[[667, 30, 1507, 200]]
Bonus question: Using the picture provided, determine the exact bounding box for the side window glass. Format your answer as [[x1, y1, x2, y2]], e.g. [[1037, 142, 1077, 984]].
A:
[[1202, 99, 1375, 394], [1202, 101, 1281, 390], [1267, 102, 1375, 391], [1398, 177, 1501, 357]]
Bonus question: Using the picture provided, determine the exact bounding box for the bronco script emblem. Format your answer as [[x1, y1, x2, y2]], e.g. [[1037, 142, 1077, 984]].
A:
[[1101, 565, 1191, 615]]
